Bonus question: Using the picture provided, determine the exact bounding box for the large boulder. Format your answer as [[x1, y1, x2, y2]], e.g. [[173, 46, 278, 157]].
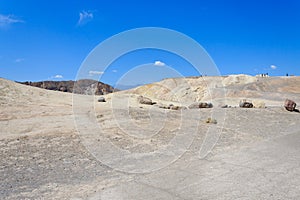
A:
[[137, 96, 156, 105], [188, 102, 213, 109], [284, 99, 296, 111]]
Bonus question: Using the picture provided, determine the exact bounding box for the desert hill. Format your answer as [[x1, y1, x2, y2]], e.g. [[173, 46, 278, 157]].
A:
[[1, 75, 300, 199], [18, 79, 116, 95], [127, 74, 300, 107]]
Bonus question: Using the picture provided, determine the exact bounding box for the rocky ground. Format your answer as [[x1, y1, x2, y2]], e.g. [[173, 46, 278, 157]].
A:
[[1, 75, 300, 199]]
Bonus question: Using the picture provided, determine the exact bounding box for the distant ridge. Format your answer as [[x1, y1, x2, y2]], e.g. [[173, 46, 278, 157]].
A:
[[17, 79, 117, 95]]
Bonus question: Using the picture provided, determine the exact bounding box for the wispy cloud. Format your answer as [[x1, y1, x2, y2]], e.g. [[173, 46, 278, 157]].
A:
[[89, 70, 104, 76], [14, 58, 24, 63], [112, 69, 118, 73], [77, 11, 93, 26], [154, 60, 166, 67], [0, 14, 24, 28], [270, 65, 277, 70], [53, 75, 63, 79]]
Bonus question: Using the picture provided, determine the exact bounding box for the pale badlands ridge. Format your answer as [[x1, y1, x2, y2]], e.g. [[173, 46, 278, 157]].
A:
[[0, 75, 300, 199]]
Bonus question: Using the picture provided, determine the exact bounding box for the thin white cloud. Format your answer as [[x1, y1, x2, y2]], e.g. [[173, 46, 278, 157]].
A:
[[0, 14, 24, 28], [154, 61, 166, 67], [14, 58, 24, 63], [77, 11, 93, 26], [112, 69, 118, 73], [54, 75, 63, 79], [270, 65, 277, 70], [89, 70, 104, 76]]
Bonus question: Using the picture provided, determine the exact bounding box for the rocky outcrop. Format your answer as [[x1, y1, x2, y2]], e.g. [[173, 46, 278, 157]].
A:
[[18, 79, 116, 95]]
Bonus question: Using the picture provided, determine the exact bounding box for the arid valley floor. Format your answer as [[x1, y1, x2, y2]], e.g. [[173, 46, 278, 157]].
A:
[[1, 75, 300, 199]]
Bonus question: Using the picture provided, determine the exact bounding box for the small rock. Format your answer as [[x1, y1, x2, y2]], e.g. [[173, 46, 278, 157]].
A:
[[161, 105, 170, 109], [188, 102, 213, 109], [170, 105, 180, 110], [97, 97, 106, 102], [205, 118, 217, 124], [284, 99, 296, 111], [137, 96, 156, 105], [200, 102, 213, 108], [96, 114, 103, 118], [239, 99, 253, 108]]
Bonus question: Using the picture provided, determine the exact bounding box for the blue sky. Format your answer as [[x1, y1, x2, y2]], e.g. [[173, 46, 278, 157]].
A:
[[0, 0, 299, 87]]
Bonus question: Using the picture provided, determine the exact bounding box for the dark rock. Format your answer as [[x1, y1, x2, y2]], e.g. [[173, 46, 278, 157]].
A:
[[200, 102, 213, 108], [239, 100, 253, 108], [284, 99, 296, 111], [97, 97, 106, 102]]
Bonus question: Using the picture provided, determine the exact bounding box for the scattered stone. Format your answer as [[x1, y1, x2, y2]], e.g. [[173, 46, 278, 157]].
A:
[[239, 99, 253, 108], [137, 96, 156, 105], [156, 104, 165, 108], [188, 102, 213, 109], [284, 99, 296, 111], [170, 105, 181, 110], [97, 97, 106, 102], [221, 105, 228, 108], [205, 117, 217, 124], [155, 103, 185, 110]]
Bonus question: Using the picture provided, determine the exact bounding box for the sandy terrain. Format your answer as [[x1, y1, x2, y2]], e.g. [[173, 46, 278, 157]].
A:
[[1, 75, 300, 199]]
